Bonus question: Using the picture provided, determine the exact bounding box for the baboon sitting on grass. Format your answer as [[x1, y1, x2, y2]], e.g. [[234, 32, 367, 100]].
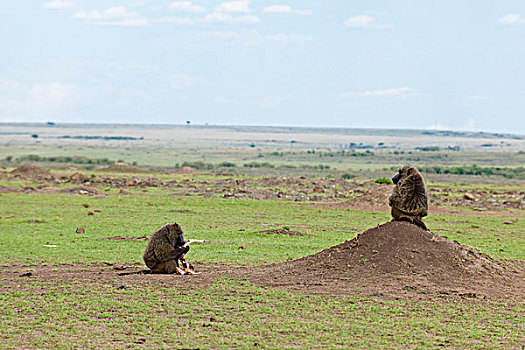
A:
[[143, 222, 194, 274], [388, 165, 429, 231]]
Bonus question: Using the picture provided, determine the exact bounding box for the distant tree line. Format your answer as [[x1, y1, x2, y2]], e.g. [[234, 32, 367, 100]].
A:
[[387, 165, 525, 180], [176, 161, 330, 170], [14, 154, 115, 165], [58, 135, 144, 140]]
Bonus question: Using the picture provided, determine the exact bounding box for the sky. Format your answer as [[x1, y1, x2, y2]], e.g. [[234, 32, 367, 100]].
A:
[[1, 1, 525, 134]]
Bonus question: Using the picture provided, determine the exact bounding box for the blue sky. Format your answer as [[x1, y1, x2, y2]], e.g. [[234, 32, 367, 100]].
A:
[[1, 1, 524, 133]]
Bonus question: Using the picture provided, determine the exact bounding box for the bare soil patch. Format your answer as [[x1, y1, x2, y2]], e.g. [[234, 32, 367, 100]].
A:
[[172, 166, 200, 174], [3, 222, 523, 302], [328, 184, 392, 212], [258, 228, 306, 236], [328, 184, 525, 217], [36, 186, 100, 195]]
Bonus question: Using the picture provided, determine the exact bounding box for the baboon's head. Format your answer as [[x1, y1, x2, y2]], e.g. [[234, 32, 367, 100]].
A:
[[168, 223, 186, 247], [392, 165, 418, 184]]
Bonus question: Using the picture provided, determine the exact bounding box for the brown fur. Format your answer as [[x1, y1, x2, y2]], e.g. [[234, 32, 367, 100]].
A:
[[388, 165, 429, 230], [143, 223, 188, 274]]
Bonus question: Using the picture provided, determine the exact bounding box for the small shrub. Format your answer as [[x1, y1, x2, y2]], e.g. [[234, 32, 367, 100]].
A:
[[375, 177, 393, 184], [341, 173, 356, 180]]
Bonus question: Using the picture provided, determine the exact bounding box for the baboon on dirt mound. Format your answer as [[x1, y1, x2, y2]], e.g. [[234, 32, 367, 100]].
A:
[[388, 165, 429, 231], [143, 223, 190, 274]]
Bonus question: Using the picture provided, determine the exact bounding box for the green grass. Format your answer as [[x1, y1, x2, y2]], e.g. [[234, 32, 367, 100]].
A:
[[0, 189, 384, 266], [0, 178, 524, 349], [1, 278, 523, 349], [0, 186, 523, 266]]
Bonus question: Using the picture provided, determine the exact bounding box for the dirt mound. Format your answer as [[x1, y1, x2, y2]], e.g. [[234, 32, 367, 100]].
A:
[[11, 163, 49, 177], [289, 222, 504, 277], [250, 221, 524, 300], [172, 166, 200, 174]]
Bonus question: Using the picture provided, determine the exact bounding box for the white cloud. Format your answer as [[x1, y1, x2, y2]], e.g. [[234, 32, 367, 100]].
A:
[[215, 0, 251, 13], [342, 87, 416, 98], [0, 79, 80, 119], [168, 1, 205, 13], [344, 15, 375, 28], [30, 82, 79, 109], [203, 13, 259, 24], [73, 6, 148, 26], [497, 14, 525, 25], [263, 5, 312, 16], [43, 1, 74, 10], [265, 33, 313, 44]]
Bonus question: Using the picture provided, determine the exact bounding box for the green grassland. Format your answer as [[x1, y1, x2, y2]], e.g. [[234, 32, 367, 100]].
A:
[[1, 277, 523, 349], [0, 123, 524, 348], [0, 185, 523, 266], [0, 174, 524, 349]]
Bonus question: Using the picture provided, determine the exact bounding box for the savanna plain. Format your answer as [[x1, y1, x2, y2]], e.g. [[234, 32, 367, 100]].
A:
[[0, 123, 524, 349]]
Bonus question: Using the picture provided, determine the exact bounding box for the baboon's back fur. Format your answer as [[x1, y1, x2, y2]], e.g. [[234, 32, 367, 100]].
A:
[[143, 223, 186, 271], [389, 166, 428, 230]]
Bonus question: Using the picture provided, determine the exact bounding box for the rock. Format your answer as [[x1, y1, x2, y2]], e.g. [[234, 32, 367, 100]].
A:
[[87, 211, 94, 216], [313, 186, 325, 193], [463, 192, 476, 201], [70, 172, 87, 182], [76, 227, 85, 233], [503, 221, 514, 225]]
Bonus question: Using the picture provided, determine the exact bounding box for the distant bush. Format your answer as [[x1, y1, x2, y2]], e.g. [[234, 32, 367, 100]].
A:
[[300, 164, 330, 170], [351, 150, 374, 157], [243, 162, 275, 168], [415, 165, 525, 179], [17, 154, 114, 165], [218, 162, 237, 168], [316, 150, 374, 158], [180, 161, 213, 170], [348, 142, 373, 149], [341, 173, 356, 180], [375, 177, 393, 184], [416, 146, 440, 151], [58, 135, 143, 141]]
